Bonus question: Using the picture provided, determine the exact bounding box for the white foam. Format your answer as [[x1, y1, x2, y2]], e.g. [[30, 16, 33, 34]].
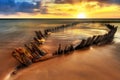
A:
[[4, 71, 13, 80]]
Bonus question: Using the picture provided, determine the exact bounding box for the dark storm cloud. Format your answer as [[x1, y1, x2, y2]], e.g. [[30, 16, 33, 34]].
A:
[[0, 0, 41, 13], [92, 0, 120, 4]]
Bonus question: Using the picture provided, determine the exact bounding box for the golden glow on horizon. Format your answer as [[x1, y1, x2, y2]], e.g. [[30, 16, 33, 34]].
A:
[[77, 13, 86, 18]]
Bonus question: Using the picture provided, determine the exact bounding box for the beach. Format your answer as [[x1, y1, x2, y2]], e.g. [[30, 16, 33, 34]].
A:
[[0, 20, 120, 80]]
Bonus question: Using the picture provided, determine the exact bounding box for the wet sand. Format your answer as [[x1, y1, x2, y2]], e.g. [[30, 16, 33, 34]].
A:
[[0, 20, 120, 80]]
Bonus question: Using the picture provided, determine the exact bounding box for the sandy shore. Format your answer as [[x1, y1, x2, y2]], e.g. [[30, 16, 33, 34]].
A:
[[0, 20, 120, 80]]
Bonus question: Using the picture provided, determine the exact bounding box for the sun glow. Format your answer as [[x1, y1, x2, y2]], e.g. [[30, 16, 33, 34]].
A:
[[77, 13, 87, 18]]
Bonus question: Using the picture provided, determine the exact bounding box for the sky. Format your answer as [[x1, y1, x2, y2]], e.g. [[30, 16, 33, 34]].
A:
[[0, 0, 120, 18], [15, 0, 34, 3]]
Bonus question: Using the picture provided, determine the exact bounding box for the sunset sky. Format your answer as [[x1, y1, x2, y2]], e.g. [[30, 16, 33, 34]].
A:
[[0, 0, 120, 18]]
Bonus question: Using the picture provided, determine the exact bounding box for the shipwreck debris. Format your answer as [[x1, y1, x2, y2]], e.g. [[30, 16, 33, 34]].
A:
[[12, 23, 118, 71]]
